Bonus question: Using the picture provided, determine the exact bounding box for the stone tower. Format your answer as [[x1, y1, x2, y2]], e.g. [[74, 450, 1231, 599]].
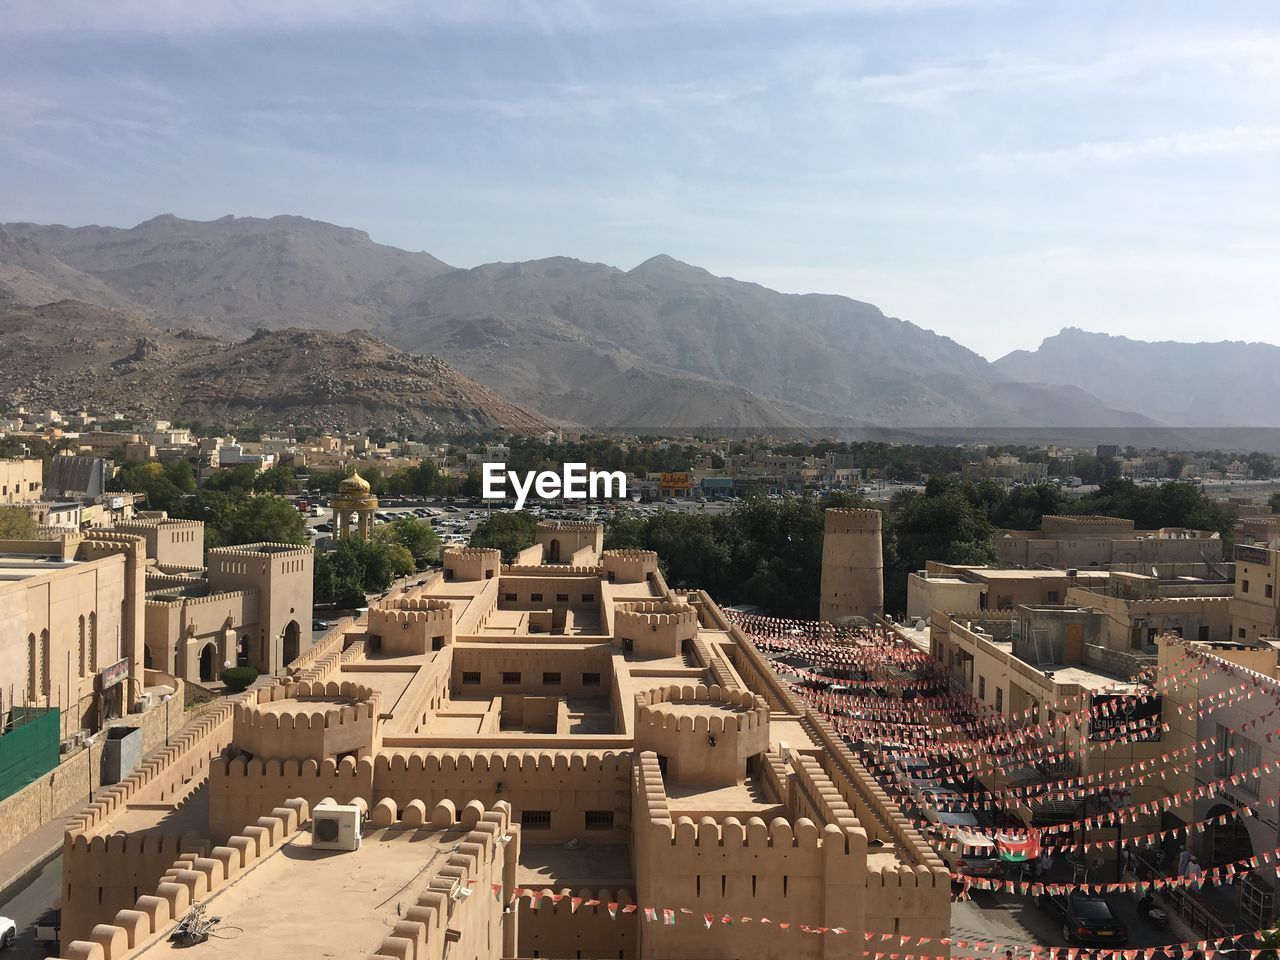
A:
[[819, 507, 884, 621]]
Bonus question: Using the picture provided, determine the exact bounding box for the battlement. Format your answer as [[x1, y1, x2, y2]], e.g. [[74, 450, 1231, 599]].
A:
[[824, 507, 883, 532], [602, 549, 660, 560], [445, 546, 502, 559], [635, 685, 769, 786], [233, 680, 381, 761], [60, 799, 310, 959], [616, 600, 699, 656], [662, 813, 849, 852], [1041, 514, 1136, 534], [636, 683, 768, 735], [443, 545, 501, 582], [374, 749, 629, 777], [207, 541, 314, 560], [537, 519, 603, 532], [114, 518, 205, 532], [145, 587, 259, 609], [370, 596, 455, 654], [502, 563, 601, 576]]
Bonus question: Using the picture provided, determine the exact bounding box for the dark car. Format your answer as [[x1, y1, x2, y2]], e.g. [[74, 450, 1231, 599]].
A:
[[1041, 893, 1128, 946]]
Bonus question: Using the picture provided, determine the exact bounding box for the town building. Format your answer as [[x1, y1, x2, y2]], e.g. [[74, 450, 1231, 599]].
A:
[[994, 514, 1224, 572], [1233, 542, 1280, 643]]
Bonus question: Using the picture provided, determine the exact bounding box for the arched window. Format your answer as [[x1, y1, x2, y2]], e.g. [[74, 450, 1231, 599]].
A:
[[89, 611, 98, 672], [78, 615, 87, 677], [40, 628, 51, 697], [27, 632, 39, 702]]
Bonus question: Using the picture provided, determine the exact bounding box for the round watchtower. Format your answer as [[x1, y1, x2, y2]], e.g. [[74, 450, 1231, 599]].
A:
[[232, 679, 381, 762], [819, 507, 884, 622], [634, 684, 769, 786]]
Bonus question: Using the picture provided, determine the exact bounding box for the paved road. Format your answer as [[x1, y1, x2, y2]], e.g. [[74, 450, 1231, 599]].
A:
[[0, 855, 62, 959]]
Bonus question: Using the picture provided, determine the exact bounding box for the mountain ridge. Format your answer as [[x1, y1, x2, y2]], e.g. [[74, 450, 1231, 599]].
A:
[[1, 213, 1251, 428]]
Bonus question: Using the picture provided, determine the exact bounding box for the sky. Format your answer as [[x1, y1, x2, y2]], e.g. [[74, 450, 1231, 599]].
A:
[[1, 0, 1278, 359]]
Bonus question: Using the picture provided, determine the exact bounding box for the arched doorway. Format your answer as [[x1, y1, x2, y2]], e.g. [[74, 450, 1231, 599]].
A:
[[143, 644, 154, 669], [281, 620, 301, 667], [1204, 803, 1253, 868], [199, 643, 217, 683], [548, 539, 561, 563]]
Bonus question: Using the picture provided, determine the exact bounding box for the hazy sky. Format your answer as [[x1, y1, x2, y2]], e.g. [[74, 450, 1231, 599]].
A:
[[2, 0, 1277, 359]]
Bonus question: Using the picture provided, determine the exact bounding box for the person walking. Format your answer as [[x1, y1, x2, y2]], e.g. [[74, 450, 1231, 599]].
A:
[[1178, 848, 1193, 877]]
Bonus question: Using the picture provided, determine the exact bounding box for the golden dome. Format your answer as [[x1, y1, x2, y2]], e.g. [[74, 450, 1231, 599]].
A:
[[338, 470, 371, 494]]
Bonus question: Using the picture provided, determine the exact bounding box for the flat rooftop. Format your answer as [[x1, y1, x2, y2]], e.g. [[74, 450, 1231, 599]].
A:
[[132, 825, 468, 959], [516, 843, 632, 887]]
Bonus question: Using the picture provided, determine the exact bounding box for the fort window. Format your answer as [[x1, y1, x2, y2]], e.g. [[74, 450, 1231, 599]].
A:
[[531, 593, 543, 602], [582, 593, 594, 603], [995, 688, 1003, 713], [543, 672, 561, 686], [1266, 584, 1274, 599], [978, 676, 986, 699], [431, 636, 445, 652], [1199, 625, 1211, 641], [1047, 590, 1060, 603], [444, 567, 454, 580], [462, 671, 481, 685], [504, 593, 517, 602], [521, 810, 552, 831], [502, 671, 521, 685], [485, 569, 495, 579], [584, 810, 613, 830], [556, 594, 569, 603], [1243, 579, 1250, 593], [581, 672, 601, 687]]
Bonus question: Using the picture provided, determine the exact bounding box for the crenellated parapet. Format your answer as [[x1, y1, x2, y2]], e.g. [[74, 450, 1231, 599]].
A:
[[443, 545, 501, 582], [615, 599, 698, 657], [369, 595, 455, 654], [634, 684, 769, 786], [232, 680, 382, 762], [601, 548, 659, 584], [59, 799, 311, 958], [501, 562, 601, 576]]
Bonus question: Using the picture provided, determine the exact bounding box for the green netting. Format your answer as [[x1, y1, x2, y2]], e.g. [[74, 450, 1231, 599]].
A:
[[0, 707, 60, 801]]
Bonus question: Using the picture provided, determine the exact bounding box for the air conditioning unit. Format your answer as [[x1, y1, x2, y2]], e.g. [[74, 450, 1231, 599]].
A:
[[311, 803, 362, 851]]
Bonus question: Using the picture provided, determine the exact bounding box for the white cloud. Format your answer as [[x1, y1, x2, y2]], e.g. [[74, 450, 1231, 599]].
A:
[[0, 0, 1002, 36], [976, 125, 1280, 170]]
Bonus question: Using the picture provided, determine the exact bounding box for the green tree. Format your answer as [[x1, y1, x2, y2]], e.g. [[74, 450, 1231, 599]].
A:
[[175, 491, 308, 548], [0, 506, 38, 539], [460, 470, 483, 499], [374, 517, 441, 569], [109, 462, 187, 514], [1270, 492, 1280, 514], [314, 537, 414, 606], [252, 465, 297, 495], [202, 463, 260, 493], [470, 511, 538, 562]]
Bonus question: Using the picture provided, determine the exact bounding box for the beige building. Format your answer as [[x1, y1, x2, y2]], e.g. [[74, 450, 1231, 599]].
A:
[[995, 514, 1223, 572], [55, 519, 949, 959], [0, 532, 147, 740], [1233, 542, 1280, 642], [0, 458, 43, 504]]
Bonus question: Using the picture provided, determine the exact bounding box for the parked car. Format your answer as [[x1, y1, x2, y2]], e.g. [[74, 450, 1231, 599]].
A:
[[1038, 893, 1129, 946], [937, 827, 1003, 879], [312, 619, 331, 631], [0, 915, 16, 949]]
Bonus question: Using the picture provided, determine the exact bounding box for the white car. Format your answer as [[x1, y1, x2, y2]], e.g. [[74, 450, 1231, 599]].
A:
[[0, 915, 16, 949]]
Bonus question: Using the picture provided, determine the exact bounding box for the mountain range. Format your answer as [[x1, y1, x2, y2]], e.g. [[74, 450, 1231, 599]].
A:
[[1, 214, 1274, 432], [0, 299, 550, 435]]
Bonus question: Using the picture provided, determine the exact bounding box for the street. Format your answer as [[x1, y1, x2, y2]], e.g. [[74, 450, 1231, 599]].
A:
[[0, 856, 62, 959]]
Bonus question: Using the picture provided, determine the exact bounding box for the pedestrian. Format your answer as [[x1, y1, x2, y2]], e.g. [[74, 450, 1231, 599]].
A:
[[1187, 855, 1202, 888], [1178, 848, 1192, 877]]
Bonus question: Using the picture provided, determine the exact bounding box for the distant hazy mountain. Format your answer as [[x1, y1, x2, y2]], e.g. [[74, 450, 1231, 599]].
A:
[[0, 300, 551, 435], [0, 214, 1166, 429], [994, 328, 1280, 428]]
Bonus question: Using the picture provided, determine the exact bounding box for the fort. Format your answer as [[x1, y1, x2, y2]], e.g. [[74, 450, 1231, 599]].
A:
[[48, 518, 947, 959]]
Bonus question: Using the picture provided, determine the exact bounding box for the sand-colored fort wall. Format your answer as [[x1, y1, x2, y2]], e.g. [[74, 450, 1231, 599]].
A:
[[443, 545, 501, 582], [820, 507, 885, 622], [1040, 514, 1136, 538], [515, 887, 638, 960], [602, 549, 660, 584], [633, 753, 868, 960], [231, 679, 382, 761], [368, 596, 455, 655], [635, 684, 769, 787], [60, 694, 244, 942], [210, 749, 632, 846], [287, 615, 355, 681], [450, 644, 615, 698], [616, 600, 699, 658], [209, 754, 375, 840], [365, 798, 516, 960], [374, 750, 631, 845], [55, 798, 310, 960]]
